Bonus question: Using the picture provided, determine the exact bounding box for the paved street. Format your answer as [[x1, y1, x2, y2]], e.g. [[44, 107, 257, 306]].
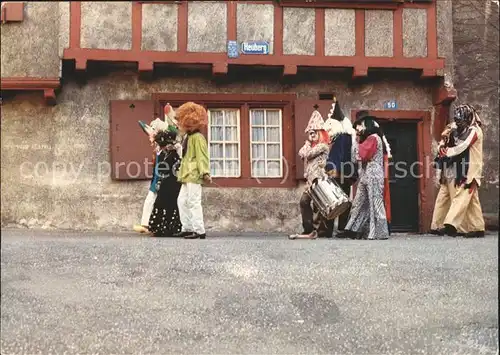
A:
[[1, 228, 498, 355]]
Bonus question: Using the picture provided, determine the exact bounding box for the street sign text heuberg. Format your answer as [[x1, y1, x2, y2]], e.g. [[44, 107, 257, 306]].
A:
[[240, 41, 270, 55]]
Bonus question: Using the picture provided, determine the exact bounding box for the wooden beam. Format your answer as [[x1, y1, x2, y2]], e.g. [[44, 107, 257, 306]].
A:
[[353, 9, 368, 79], [393, 7, 403, 58], [315, 8, 325, 57], [177, 1, 188, 53], [132, 2, 142, 52], [426, 1, 437, 58], [212, 62, 228, 76], [69, 2, 81, 48], [0, 78, 61, 106], [273, 3, 283, 56], [63, 47, 445, 72], [283, 64, 297, 77]]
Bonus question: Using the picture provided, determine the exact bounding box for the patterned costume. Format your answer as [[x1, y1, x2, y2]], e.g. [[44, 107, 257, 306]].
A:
[[441, 104, 485, 238], [344, 116, 389, 240], [430, 123, 466, 235], [174, 102, 211, 239], [133, 107, 174, 234], [323, 100, 358, 236], [289, 109, 332, 239], [148, 129, 183, 237]]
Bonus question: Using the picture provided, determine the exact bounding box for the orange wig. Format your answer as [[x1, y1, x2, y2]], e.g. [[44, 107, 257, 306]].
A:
[[176, 102, 208, 133]]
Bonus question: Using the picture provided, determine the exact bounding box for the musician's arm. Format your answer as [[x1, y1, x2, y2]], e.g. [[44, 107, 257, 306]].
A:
[[306, 143, 329, 160], [298, 141, 310, 159], [444, 127, 478, 157]]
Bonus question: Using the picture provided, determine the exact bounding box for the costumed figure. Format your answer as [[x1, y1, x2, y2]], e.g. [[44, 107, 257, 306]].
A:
[[174, 102, 211, 240], [343, 116, 390, 240], [429, 122, 465, 235], [148, 128, 183, 237], [323, 99, 358, 237], [440, 104, 485, 238], [289, 109, 332, 240], [133, 115, 170, 234]]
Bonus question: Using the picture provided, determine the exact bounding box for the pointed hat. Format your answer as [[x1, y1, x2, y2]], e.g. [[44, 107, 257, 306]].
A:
[[305, 109, 325, 133]]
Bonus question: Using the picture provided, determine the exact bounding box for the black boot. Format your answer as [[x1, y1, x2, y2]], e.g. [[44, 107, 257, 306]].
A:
[[184, 233, 206, 239], [444, 224, 457, 237], [429, 228, 445, 236], [173, 231, 193, 238], [464, 231, 485, 238]]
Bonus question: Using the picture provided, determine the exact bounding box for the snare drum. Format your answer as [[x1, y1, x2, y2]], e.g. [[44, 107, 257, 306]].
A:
[[307, 177, 351, 220]]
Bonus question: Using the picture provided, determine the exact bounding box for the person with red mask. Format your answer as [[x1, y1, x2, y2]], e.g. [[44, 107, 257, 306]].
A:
[[289, 109, 332, 240]]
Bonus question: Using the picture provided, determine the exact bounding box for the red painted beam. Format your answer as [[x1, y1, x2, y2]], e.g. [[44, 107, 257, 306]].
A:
[[177, 1, 188, 53], [353, 9, 368, 78], [1, 78, 61, 106], [132, 2, 142, 52], [393, 7, 403, 58], [63, 48, 444, 71], [273, 3, 283, 56], [315, 8, 325, 57], [69, 2, 81, 48]]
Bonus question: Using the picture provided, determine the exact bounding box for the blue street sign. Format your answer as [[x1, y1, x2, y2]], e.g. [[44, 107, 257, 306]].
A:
[[384, 100, 398, 109], [241, 41, 270, 55], [227, 40, 239, 58]]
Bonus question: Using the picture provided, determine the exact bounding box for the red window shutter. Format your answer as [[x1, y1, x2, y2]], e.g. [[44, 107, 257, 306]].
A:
[[110, 100, 155, 180], [294, 100, 333, 179]]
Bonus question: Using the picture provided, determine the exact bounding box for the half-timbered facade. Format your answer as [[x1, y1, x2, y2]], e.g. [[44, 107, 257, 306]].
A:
[[2, 0, 496, 233]]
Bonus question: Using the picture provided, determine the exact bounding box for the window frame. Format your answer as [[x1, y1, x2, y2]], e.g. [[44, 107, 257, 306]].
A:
[[152, 93, 297, 188], [249, 108, 284, 179], [207, 108, 242, 178]]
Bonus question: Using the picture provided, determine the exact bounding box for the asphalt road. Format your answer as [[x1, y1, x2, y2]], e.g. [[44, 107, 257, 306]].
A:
[[1, 229, 498, 355]]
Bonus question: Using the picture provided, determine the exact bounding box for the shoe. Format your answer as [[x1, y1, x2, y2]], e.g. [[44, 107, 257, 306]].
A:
[[184, 233, 206, 239], [429, 229, 445, 236], [288, 231, 317, 239], [133, 224, 149, 233], [173, 231, 193, 238], [335, 231, 349, 239], [443, 224, 457, 237], [464, 231, 485, 238]]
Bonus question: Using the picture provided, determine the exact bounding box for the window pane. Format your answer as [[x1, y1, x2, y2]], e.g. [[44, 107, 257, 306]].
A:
[[210, 143, 223, 158], [266, 110, 280, 126], [267, 161, 281, 177], [252, 160, 266, 177], [226, 160, 239, 177], [251, 110, 265, 125], [225, 127, 238, 141], [210, 126, 224, 141], [210, 160, 223, 176], [252, 127, 265, 142], [267, 144, 281, 159], [251, 143, 265, 160], [225, 144, 238, 158], [266, 127, 280, 142], [210, 111, 224, 126], [225, 110, 238, 126]]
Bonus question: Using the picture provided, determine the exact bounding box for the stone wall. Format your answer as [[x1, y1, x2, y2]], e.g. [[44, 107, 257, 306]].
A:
[[1, 73, 435, 232], [453, 0, 499, 227], [0, 2, 66, 78]]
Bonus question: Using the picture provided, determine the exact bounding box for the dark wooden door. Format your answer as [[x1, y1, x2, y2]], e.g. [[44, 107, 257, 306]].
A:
[[379, 121, 419, 232]]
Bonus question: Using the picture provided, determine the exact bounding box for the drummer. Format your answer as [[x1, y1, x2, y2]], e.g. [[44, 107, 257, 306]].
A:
[[289, 108, 332, 240]]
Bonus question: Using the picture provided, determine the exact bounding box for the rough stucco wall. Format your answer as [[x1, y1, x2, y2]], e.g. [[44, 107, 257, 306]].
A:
[[453, 0, 499, 226], [1, 73, 435, 232], [237, 3, 274, 54], [0, 2, 60, 77], [324, 9, 355, 56], [437, 0, 454, 79], [81, 2, 132, 50], [365, 10, 393, 57], [403, 8, 427, 58], [58, 2, 70, 63], [142, 3, 178, 52], [283, 8, 315, 56], [187, 1, 227, 53]]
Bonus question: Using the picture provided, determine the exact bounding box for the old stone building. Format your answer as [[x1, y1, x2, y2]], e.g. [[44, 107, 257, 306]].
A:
[[1, 0, 497, 232]]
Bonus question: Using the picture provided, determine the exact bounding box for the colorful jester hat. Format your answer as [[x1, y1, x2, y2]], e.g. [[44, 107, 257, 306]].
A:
[[164, 103, 179, 133]]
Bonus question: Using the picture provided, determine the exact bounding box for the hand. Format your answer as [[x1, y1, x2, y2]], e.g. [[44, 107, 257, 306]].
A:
[[203, 174, 212, 184], [166, 144, 175, 151], [327, 169, 337, 178], [468, 180, 477, 195], [438, 147, 447, 157]]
